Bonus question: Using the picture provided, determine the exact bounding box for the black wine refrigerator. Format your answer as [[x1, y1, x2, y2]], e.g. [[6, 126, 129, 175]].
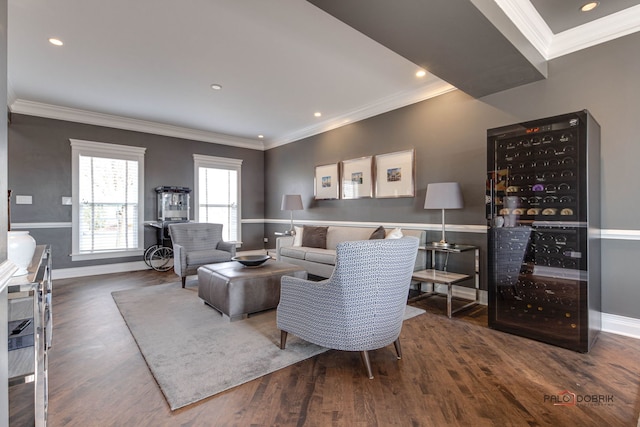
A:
[[486, 110, 601, 353]]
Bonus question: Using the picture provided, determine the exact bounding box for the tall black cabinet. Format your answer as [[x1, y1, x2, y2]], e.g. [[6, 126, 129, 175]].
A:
[[486, 110, 601, 353]]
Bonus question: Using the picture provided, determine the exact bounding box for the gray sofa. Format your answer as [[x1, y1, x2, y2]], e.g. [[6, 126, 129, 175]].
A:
[[276, 225, 426, 278]]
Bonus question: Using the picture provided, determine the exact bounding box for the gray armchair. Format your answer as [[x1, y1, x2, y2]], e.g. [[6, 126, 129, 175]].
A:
[[168, 222, 236, 288], [277, 236, 419, 379]]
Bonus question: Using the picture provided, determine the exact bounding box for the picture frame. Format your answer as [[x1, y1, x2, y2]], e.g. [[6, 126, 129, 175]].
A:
[[374, 149, 415, 198], [314, 163, 340, 200], [340, 156, 373, 199]]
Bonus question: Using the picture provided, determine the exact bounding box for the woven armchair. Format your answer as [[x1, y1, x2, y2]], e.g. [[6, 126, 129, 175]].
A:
[[168, 222, 236, 288], [277, 236, 419, 379]]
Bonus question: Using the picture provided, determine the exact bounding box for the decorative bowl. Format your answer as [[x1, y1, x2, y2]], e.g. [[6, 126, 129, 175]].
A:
[[232, 254, 271, 267]]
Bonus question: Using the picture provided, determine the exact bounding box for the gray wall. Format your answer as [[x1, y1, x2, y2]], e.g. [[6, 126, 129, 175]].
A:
[[264, 31, 640, 319], [8, 114, 265, 269]]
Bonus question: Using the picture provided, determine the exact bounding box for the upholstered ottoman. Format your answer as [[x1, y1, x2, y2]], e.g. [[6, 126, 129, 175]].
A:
[[197, 260, 307, 321]]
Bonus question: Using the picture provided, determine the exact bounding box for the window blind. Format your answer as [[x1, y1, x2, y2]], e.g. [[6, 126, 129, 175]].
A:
[[198, 167, 238, 241], [78, 155, 139, 252]]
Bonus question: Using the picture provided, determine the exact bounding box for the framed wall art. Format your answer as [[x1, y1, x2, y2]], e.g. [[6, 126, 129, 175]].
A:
[[340, 156, 373, 199], [314, 163, 340, 200], [374, 149, 415, 198]]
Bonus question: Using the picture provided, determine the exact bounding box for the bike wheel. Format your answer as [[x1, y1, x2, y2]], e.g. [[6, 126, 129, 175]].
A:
[[143, 244, 160, 267], [149, 247, 174, 272]]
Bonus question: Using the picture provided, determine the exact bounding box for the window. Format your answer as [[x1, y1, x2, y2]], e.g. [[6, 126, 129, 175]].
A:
[[193, 154, 242, 242], [71, 139, 146, 261]]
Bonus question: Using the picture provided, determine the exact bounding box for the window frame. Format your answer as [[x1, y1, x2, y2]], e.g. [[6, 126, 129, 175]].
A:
[[193, 154, 243, 244], [70, 139, 146, 261]]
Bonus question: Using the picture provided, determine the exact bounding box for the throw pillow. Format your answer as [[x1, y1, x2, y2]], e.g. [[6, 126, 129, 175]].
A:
[[369, 225, 386, 240], [292, 226, 304, 246], [302, 226, 328, 249], [385, 227, 403, 239]]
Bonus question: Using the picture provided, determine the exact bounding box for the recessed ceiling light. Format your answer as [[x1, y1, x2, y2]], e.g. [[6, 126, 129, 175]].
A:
[[258, 135, 264, 139], [314, 112, 322, 118], [48, 38, 63, 46], [210, 84, 222, 90], [416, 70, 427, 78], [580, 2, 599, 12]]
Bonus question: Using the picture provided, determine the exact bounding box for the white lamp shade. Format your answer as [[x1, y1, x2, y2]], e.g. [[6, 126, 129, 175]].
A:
[[281, 194, 303, 211], [424, 182, 463, 209]]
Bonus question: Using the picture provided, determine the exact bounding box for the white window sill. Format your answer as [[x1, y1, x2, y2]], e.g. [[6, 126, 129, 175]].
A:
[[71, 249, 144, 261]]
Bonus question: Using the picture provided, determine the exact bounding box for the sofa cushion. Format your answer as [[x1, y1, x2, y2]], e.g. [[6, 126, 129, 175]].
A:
[[302, 226, 328, 249], [280, 246, 307, 260], [326, 227, 374, 249], [369, 225, 386, 240], [304, 248, 336, 265], [186, 249, 233, 265]]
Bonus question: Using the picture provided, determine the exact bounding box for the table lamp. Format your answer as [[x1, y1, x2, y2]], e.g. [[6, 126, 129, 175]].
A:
[[424, 182, 463, 248], [281, 194, 303, 235]]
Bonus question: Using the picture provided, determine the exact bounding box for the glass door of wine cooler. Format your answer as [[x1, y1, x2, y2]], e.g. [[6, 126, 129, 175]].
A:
[[486, 110, 600, 353]]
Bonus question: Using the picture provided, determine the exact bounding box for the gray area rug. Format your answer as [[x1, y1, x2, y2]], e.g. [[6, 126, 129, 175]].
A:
[[112, 283, 426, 410]]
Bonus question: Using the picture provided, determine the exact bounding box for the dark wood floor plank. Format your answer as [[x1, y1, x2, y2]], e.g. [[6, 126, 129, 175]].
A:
[[9, 270, 640, 426]]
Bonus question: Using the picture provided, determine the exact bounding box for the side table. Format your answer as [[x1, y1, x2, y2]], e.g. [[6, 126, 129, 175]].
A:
[[411, 243, 480, 318]]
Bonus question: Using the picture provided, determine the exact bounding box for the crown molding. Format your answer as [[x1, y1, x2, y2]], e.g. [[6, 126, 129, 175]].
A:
[[496, 1, 640, 60], [494, 0, 554, 58], [264, 79, 456, 150], [11, 80, 456, 152], [9, 99, 266, 151], [548, 5, 640, 59]]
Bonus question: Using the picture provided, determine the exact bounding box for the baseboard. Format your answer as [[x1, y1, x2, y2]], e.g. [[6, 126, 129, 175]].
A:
[[602, 313, 640, 339], [53, 261, 150, 280]]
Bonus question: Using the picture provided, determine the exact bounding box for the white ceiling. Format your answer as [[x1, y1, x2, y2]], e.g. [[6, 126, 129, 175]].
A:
[[8, 0, 640, 150]]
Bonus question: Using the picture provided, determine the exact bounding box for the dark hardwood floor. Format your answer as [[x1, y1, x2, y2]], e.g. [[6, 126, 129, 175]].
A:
[[10, 269, 640, 426]]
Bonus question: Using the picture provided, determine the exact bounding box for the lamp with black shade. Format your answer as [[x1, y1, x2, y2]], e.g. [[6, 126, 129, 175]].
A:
[[281, 194, 303, 235], [424, 182, 463, 248]]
